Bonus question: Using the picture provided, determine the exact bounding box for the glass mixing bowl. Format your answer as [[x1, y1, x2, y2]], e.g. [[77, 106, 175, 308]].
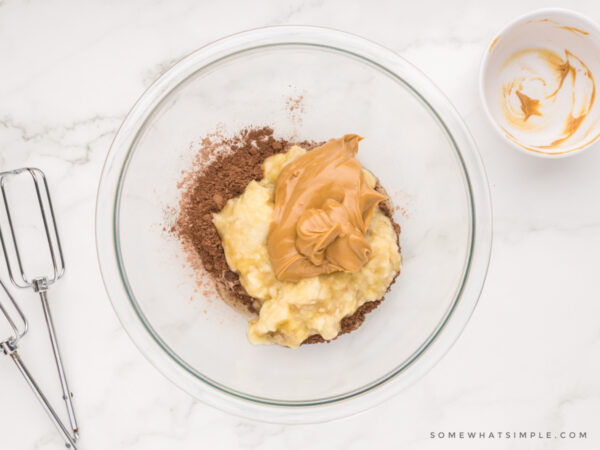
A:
[[96, 26, 492, 423]]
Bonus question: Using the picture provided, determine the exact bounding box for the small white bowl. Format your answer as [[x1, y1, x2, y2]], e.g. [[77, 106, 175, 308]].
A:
[[480, 9, 600, 157]]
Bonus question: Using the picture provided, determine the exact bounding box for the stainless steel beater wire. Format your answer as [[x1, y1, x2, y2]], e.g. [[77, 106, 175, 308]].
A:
[[0, 176, 29, 287], [30, 168, 65, 282], [0, 278, 27, 342]]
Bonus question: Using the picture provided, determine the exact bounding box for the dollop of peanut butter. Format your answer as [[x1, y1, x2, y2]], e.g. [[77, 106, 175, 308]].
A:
[[267, 134, 386, 282]]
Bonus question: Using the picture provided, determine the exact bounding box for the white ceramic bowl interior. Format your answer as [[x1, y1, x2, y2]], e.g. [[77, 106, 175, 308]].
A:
[[480, 9, 600, 157]]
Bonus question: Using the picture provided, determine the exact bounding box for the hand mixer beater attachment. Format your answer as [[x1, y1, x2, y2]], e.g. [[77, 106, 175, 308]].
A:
[[0, 168, 79, 441], [0, 279, 78, 449]]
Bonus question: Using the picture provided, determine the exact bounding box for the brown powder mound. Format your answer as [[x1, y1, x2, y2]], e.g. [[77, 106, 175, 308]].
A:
[[173, 126, 401, 344], [175, 127, 289, 313]]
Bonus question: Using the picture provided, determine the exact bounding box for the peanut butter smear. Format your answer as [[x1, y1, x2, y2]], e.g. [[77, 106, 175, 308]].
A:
[[499, 47, 597, 152], [267, 134, 386, 282], [516, 90, 542, 121]]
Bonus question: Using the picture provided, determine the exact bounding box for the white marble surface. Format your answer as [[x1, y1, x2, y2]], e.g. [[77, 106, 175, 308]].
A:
[[1, 0, 599, 449]]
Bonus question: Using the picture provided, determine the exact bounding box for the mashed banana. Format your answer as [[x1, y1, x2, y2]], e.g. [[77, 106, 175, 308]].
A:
[[213, 145, 401, 348]]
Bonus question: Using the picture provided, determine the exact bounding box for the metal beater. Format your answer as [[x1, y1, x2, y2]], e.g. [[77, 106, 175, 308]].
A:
[[0, 278, 78, 449], [0, 168, 79, 440]]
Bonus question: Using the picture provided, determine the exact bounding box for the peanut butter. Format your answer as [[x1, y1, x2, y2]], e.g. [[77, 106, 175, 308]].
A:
[[515, 90, 542, 121], [267, 134, 386, 282], [499, 47, 597, 153]]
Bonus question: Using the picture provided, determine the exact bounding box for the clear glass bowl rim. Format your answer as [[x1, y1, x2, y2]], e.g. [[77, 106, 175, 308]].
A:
[[95, 25, 493, 423]]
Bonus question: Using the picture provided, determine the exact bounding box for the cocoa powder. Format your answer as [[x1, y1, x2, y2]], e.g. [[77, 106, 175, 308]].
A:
[[173, 126, 400, 344], [174, 127, 292, 313]]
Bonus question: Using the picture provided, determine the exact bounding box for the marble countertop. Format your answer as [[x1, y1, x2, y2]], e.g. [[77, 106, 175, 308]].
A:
[[1, 0, 599, 449]]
